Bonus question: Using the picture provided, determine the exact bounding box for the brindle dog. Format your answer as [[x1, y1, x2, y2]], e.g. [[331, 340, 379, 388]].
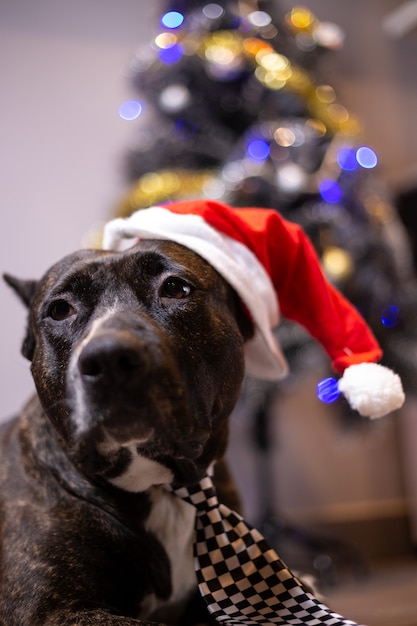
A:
[[1, 240, 253, 626]]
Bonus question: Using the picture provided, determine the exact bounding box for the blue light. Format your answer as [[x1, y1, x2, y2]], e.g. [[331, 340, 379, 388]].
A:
[[337, 148, 358, 172], [246, 139, 270, 161], [161, 11, 184, 29], [319, 179, 342, 203], [316, 378, 341, 404], [381, 305, 400, 328], [118, 100, 143, 121], [159, 43, 184, 64], [356, 146, 378, 169], [175, 119, 198, 139]]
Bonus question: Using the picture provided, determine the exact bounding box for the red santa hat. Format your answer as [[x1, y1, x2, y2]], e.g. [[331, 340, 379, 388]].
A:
[[103, 199, 404, 419]]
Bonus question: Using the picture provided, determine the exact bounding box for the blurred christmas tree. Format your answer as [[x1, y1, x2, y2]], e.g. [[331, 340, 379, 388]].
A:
[[107, 0, 417, 578], [114, 0, 417, 399]]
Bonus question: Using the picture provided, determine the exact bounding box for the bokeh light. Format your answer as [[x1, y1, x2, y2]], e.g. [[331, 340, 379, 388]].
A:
[[337, 148, 358, 172], [289, 7, 315, 30], [118, 100, 143, 121], [159, 84, 191, 112], [356, 146, 378, 169], [319, 179, 342, 203], [276, 163, 307, 192], [322, 246, 354, 281], [315, 85, 336, 103], [314, 22, 345, 49], [160, 11, 184, 29], [381, 305, 400, 328], [274, 127, 296, 148], [155, 33, 178, 49], [246, 139, 270, 161], [159, 44, 184, 64], [248, 11, 272, 27], [202, 4, 224, 20]]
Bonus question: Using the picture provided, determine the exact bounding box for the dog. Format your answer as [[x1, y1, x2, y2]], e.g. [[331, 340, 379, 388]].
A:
[[1, 239, 253, 625]]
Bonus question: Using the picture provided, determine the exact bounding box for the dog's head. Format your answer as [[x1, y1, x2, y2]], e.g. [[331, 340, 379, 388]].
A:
[[4, 240, 253, 490]]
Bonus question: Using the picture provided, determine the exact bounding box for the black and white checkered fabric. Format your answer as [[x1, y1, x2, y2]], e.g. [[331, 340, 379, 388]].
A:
[[169, 475, 364, 626]]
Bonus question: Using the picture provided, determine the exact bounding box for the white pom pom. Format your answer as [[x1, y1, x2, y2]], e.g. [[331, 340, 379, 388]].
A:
[[338, 363, 405, 419]]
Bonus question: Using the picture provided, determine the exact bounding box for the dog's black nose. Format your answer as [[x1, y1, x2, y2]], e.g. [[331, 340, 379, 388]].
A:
[[78, 334, 146, 383]]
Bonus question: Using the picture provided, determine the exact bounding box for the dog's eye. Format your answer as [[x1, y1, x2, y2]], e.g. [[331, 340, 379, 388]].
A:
[[47, 300, 76, 321], [161, 278, 192, 299]]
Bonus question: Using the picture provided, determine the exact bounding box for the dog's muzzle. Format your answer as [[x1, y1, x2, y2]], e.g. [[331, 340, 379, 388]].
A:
[[66, 316, 208, 472]]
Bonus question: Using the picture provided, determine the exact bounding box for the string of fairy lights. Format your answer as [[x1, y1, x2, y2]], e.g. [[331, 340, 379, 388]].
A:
[[117, 5, 377, 218]]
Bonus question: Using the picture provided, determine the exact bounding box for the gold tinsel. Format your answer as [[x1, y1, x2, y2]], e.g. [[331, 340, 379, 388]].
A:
[[117, 7, 361, 217], [115, 169, 217, 217]]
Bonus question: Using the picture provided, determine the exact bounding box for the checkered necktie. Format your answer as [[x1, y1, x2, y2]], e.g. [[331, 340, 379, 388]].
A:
[[169, 475, 363, 626]]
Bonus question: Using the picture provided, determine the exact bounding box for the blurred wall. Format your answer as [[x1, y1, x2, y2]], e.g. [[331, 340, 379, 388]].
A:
[[0, 0, 157, 418], [281, 0, 417, 191]]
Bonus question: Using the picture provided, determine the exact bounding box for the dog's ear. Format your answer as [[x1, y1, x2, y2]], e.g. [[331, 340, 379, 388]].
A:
[[3, 274, 38, 361], [3, 274, 38, 308]]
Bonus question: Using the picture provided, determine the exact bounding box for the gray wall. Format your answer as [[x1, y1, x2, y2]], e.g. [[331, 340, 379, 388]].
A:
[[1, 0, 157, 418]]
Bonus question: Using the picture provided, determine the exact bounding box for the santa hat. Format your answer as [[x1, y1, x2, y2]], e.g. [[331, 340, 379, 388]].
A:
[[103, 199, 404, 419]]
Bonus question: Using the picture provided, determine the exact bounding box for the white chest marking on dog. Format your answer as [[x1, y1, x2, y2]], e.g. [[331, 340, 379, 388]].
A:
[[99, 440, 196, 617], [104, 444, 174, 493], [141, 486, 196, 618]]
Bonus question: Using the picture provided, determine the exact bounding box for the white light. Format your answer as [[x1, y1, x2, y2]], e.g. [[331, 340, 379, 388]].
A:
[[248, 11, 272, 27], [202, 3, 224, 19], [222, 162, 245, 183], [314, 22, 345, 49], [356, 146, 378, 169], [276, 163, 307, 193], [202, 178, 226, 199], [159, 84, 191, 112]]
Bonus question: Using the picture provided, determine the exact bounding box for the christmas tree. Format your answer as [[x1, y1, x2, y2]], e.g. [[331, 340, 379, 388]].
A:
[[114, 0, 417, 395], [110, 0, 417, 578]]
